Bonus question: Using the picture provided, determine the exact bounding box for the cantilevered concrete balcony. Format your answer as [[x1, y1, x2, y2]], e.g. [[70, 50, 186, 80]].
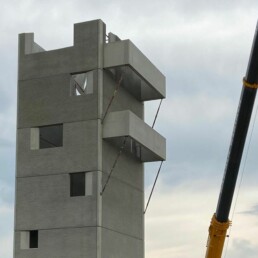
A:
[[104, 40, 166, 101], [103, 110, 166, 162]]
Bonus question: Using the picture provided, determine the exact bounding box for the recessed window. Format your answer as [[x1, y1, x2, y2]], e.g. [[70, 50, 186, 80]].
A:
[[70, 172, 93, 197], [70, 71, 94, 96], [39, 124, 63, 149], [29, 230, 38, 248], [70, 172, 85, 197], [20, 230, 38, 249], [31, 124, 63, 150]]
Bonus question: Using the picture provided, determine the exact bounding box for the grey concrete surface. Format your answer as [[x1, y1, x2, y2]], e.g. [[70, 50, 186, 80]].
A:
[[18, 33, 45, 55], [15, 227, 97, 258], [15, 172, 98, 230], [19, 20, 106, 81], [102, 175, 144, 238], [103, 69, 144, 119], [18, 71, 99, 128], [102, 141, 144, 190], [101, 227, 144, 258], [16, 120, 99, 177]]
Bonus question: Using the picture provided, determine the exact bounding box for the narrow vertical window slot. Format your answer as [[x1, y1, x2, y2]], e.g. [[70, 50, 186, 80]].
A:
[[70, 172, 86, 197], [29, 230, 38, 248]]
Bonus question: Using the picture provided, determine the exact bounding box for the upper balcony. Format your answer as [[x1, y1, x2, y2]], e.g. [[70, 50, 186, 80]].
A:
[[104, 40, 166, 101], [103, 110, 166, 162]]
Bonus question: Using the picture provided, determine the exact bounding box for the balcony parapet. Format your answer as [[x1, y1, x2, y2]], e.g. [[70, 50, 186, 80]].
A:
[[103, 110, 166, 162], [104, 40, 166, 101]]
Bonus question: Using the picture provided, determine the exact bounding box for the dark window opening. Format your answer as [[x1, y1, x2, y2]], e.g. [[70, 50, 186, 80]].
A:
[[70, 172, 85, 197], [29, 230, 38, 248], [39, 124, 63, 149]]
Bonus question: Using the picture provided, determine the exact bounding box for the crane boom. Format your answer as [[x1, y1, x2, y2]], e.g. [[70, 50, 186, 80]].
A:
[[205, 23, 258, 258]]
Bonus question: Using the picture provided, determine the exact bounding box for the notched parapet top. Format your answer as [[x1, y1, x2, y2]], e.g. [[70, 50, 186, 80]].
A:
[[19, 33, 45, 55], [18, 19, 165, 104], [18, 19, 106, 81]]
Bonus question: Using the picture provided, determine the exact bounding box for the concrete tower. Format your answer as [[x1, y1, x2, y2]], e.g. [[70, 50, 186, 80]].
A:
[[14, 19, 166, 258]]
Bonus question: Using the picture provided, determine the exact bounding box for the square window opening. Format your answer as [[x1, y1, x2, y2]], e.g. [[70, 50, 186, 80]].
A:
[[39, 124, 63, 149], [70, 71, 94, 96]]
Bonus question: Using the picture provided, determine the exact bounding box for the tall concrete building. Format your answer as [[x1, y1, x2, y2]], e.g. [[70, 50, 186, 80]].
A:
[[14, 19, 166, 258]]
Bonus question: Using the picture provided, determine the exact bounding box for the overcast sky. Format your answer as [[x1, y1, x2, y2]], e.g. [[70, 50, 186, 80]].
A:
[[1, 1, 258, 257]]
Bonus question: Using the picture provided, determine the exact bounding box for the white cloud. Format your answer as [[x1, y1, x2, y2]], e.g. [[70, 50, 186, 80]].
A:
[[145, 179, 217, 257], [0, 233, 13, 258], [0, 200, 14, 258], [0, 109, 16, 147], [226, 238, 258, 258], [145, 181, 258, 258], [161, 93, 235, 126]]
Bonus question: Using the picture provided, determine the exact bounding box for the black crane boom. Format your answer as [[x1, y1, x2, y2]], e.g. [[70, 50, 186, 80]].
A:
[[205, 22, 258, 258], [216, 23, 258, 222]]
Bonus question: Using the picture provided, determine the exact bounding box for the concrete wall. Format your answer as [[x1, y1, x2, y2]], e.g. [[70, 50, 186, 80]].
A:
[[103, 69, 144, 119], [18, 20, 105, 81], [101, 64, 144, 258], [17, 120, 99, 177], [102, 228, 143, 258], [18, 71, 100, 128], [14, 228, 97, 258], [15, 172, 98, 230]]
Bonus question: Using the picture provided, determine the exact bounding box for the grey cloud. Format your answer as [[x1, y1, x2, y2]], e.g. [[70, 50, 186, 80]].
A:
[[0, 91, 13, 113], [171, 0, 258, 15], [0, 68, 17, 114], [0, 181, 14, 207], [0, 139, 15, 149], [0, 205, 13, 236], [0, 147, 15, 183], [226, 238, 258, 258], [240, 204, 258, 215]]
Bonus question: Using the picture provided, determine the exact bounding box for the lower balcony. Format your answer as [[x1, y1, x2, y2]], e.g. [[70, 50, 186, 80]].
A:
[[102, 110, 166, 162]]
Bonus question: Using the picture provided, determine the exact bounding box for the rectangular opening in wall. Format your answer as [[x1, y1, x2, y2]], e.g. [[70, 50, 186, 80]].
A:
[[39, 124, 63, 149], [70, 172, 85, 197], [29, 230, 38, 248], [70, 71, 94, 96]]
